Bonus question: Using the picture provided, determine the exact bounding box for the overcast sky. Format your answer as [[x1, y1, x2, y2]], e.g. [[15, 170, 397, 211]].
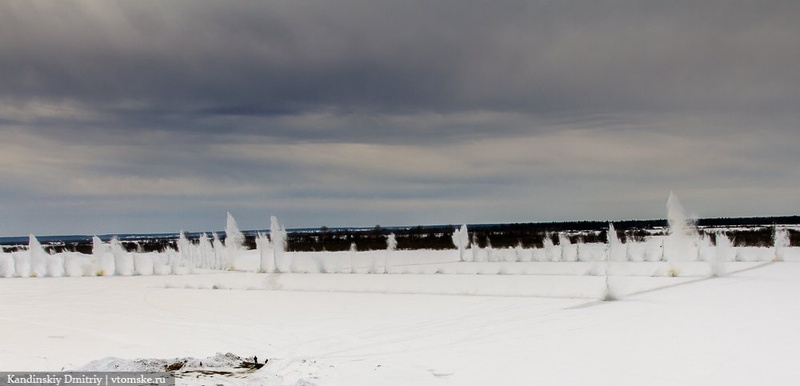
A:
[[1, 0, 798, 236]]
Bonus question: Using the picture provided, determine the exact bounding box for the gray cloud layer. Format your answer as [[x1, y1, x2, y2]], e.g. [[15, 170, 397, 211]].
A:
[[1, 0, 798, 235]]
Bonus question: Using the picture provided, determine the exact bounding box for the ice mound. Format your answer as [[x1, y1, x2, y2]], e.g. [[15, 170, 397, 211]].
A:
[[77, 353, 328, 385], [79, 352, 248, 372]]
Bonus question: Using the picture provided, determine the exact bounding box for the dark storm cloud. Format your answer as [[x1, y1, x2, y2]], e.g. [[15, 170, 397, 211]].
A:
[[2, 0, 799, 140]]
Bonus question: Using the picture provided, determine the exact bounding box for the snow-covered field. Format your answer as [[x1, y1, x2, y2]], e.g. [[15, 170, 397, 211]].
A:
[[1, 253, 799, 385], [3, 200, 799, 385]]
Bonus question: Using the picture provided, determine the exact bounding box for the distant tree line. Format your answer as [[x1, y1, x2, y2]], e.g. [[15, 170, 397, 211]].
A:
[[284, 217, 800, 251], [3, 216, 799, 253]]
